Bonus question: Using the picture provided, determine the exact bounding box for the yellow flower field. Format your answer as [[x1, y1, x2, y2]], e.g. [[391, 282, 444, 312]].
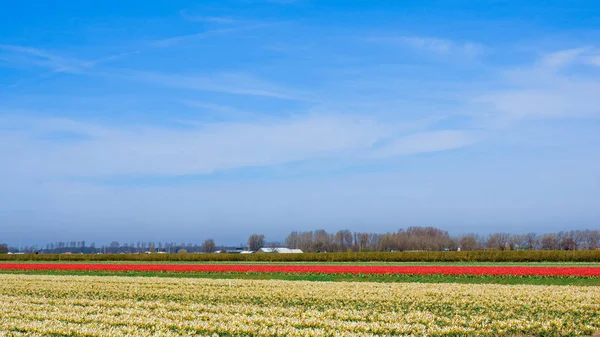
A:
[[0, 274, 599, 336]]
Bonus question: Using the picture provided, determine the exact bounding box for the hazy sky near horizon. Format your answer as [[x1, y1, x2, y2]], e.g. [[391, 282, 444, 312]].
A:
[[1, 0, 599, 246]]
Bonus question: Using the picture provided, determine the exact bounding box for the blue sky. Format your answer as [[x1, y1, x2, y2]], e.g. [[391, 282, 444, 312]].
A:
[[1, 0, 599, 246]]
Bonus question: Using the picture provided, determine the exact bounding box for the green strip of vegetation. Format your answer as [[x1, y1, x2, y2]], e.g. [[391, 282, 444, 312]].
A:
[[1, 270, 599, 286], [2, 250, 600, 262]]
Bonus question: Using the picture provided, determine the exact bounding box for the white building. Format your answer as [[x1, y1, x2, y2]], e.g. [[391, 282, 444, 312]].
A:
[[257, 247, 303, 254]]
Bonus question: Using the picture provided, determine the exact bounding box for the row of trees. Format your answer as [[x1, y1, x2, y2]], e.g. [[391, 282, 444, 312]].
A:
[[3, 228, 599, 254], [282, 228, 600, 252], [3, 239, 218, 254]]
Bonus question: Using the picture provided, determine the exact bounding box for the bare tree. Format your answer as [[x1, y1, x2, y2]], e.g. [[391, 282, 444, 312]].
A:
[[335, 230, 353, 252], [559, 232, 577, 250], [248, 234, 265, 251], [299, 232, 314, 252], [540, 233, 558, 250], [459, 234, 480, 251], [313, 229, 331, 252], [378, 233, 397, 252], [285, 232, 300, 249], [202, 239, 216, 253], [356, 233, 369, 252], [522, 233, 538, 250], [508, 234, 523, 250], [487, 233, 510, 250], [583, 230, 600, 250]]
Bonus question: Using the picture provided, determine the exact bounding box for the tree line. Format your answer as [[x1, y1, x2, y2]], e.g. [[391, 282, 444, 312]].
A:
[[283, 228, 600, 252], [2, 227, 599, 254], [1, 239, 218, 255]]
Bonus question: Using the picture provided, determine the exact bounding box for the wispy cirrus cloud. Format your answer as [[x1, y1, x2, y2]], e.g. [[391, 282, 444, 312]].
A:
[[472, 47, 600, 122], [0, 113, 474, 180], [112, 70, 306, 100], [180, 100, 261, 121], [367, 36, 483, 57], [538, 47, 590, 69], [180, 10, 238, 24], [184, 16, 238, 24], [0, 44, 138, 74], [0, 44, 89, 74], [151, 27, 246, 47], [151, 22, 277, 47], [0, 44, 140, 93], [373, 130, 476, 158], [536, 47, 600, 70]]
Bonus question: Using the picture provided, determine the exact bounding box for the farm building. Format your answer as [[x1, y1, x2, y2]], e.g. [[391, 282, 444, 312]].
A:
[[214, 248, 254, 254], [257, 247, 303, 254]]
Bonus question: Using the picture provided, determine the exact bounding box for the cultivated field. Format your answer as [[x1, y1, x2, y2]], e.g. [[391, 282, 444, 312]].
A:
[[1, 274, 599, 336]]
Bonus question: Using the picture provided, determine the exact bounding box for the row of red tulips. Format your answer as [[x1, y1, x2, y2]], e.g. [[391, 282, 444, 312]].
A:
[[1, 263, 600, 277]]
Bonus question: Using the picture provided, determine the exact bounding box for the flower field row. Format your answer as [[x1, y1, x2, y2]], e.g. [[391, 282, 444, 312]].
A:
[[1, 263, 600, 277], [1, 274, 599, 336]]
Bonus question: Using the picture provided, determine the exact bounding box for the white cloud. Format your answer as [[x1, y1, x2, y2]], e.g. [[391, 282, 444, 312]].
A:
[[475, 87, 599, 121], [0, 44, 87, 73], [0, 115, 379, 177], [374, 130, 475, 157], [401, 37, 453, 54], [538, 47, 589, 69], [472, 48, 600, 122], [180, 10, 238, 24], [0, 115, 476, 179], [151, 22, 276, 47], [180, 100, 260, 121], [152, 27, 246, 47], [588, 55, 600, 66], [189, 16, 237, 24], [368, 36, 483, 57], [0, 44, 136, 74], [117, 70, 305, 100]]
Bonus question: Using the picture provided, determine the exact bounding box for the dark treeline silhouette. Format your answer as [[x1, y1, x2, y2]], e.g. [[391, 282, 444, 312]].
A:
[[6, 240, 219, 255], [2, 227, 600, 254]]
